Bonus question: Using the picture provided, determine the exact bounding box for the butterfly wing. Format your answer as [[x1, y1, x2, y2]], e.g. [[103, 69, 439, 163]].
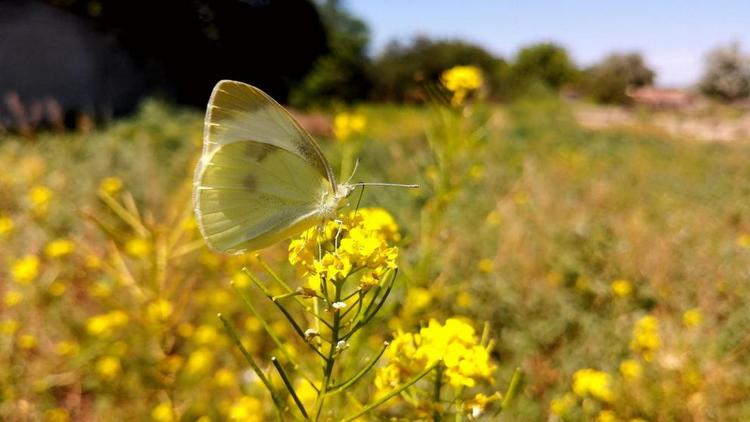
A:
[[193, 80, 337, 254]]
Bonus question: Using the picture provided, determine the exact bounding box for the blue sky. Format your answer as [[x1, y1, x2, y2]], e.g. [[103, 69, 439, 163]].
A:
[[347, 1, 750, 87]]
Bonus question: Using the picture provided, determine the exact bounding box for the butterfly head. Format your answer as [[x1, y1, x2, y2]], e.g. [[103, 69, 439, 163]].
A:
[[319, 183, 356, 219]]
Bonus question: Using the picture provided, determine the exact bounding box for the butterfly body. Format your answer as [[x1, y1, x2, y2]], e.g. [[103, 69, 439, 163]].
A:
[[193, 80, 354, 254]]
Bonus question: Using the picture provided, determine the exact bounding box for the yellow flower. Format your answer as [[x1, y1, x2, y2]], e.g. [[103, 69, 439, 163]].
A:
[[186, 348, 214, 374], [611, 279, 633, 297], [146, 299, 173, 323], [11, 255, 40, 284], [28, 185, 52, 214], [572, 368, 614, 402], [289, 208, 399, 294], [43, 408, 71, 422], [99, 177, 123, 195], [45, 238, 75, 258], [440, 65, 483, 106], [405, 288, 432, 311], [737, 233, 750, 248], [0, 319, 20, 335], [478, 258, 494, 274], [0, 216, 14, 236], [682, 308, 703, 328], [630, 315, 660, 361], [19, 334, 38, 350], [125, 237, 152, 257], [463, 392, 501, 418], [376, 318, 496, 391], [86, 310, 129, 337], [4, 290, 23, 307], [597, 410, 620, 422], [228, 396, 263, 421], [194, 324, 219, 345], [232, 271, 251, 288], [96, 356, 121, 379], [214, 368, 236, 389], [333, 112, 366, 141], [619, 359, 643, 380], [550, 392, 577, 416], [151, 402, 175, 422]]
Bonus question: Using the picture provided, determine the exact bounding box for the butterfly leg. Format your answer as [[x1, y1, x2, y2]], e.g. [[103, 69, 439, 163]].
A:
[[333, 219, 344, 251], [316, 224, 324, 261]]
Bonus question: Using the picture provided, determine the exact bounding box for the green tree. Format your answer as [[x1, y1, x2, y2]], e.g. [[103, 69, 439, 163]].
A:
[[508, 42, 578, 96], [290, 0, 371, 106], [584, 53, 655, 104], [370, 37, 507, 102], [699, 42, 750, 101]]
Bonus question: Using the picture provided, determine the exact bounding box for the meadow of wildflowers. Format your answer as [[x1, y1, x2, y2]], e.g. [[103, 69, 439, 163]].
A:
[[2, 68, 750, 420]]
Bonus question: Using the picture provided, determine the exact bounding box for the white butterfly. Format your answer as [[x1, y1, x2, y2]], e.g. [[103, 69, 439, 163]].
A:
[[193, 80, 415, 255]]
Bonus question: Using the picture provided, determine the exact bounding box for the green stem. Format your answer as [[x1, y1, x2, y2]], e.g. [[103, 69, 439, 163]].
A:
[[230, 281, 301, 368], [499, 367, 524, 414], [325, 341, 389, 396], [313, 281, 343, 420], [433, 363, 443, 422], [342, 364, 438, 422], [247, 270, 327, 360], [217, 314, 284, 414], [272, 357, 309, 420]]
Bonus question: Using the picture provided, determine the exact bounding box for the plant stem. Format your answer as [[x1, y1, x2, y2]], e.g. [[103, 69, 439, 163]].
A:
[[217, 314, 284, 414], [272, 357, 309, 420], [313, 281, 343, 420], [433, 363, 443, 422]]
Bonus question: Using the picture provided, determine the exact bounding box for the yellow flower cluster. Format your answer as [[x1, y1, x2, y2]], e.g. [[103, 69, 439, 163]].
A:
[[86, 310, 130, 337], [333, 112, 366, 142], [440, 65, 483, 106], [630, 315, 660, 361], [0, 215, 14, 236], [99, 176, 123, 195], [572, 368, 615, 402], [611, 279, 633, 297], [375, 318, 495, 391], [288, 208, 399, 292], [682, 308, 703, 328], [96, 356, 121, 379], [28, 185, 52, 216], [125, 237, 152, 257], [619, 359, 643, 380], [45, 238, 75, 258], [11, 255, 40, 284]]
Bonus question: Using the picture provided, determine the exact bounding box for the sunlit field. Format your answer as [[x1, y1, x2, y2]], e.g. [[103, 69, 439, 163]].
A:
[[3, 93, 750, 420]]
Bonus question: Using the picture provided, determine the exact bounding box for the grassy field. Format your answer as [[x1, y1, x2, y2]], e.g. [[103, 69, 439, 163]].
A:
[[2, 96, 750, 420]]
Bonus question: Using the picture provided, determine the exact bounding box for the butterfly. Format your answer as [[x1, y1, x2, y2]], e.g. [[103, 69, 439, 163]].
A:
[[193, 80, 415, 255]]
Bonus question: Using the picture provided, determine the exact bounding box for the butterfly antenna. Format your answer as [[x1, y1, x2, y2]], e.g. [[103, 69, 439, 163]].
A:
[[345, 159, 360, 185], [353, 182, 420, 188]]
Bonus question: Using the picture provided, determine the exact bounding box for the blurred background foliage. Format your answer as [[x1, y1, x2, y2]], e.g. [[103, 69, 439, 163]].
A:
[[4, 0, 750, 130]]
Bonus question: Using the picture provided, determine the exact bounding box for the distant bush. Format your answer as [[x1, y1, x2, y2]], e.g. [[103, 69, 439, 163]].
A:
[[289, 0, 371, 106], [370, 37, 507, 102], [507, 42, 579, 97], [699, 42, 750, 102], [583, 53, 655, 104]]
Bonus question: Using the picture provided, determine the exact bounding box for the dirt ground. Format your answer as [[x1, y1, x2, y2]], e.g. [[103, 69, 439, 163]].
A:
[[574, 103, 750, 143]]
